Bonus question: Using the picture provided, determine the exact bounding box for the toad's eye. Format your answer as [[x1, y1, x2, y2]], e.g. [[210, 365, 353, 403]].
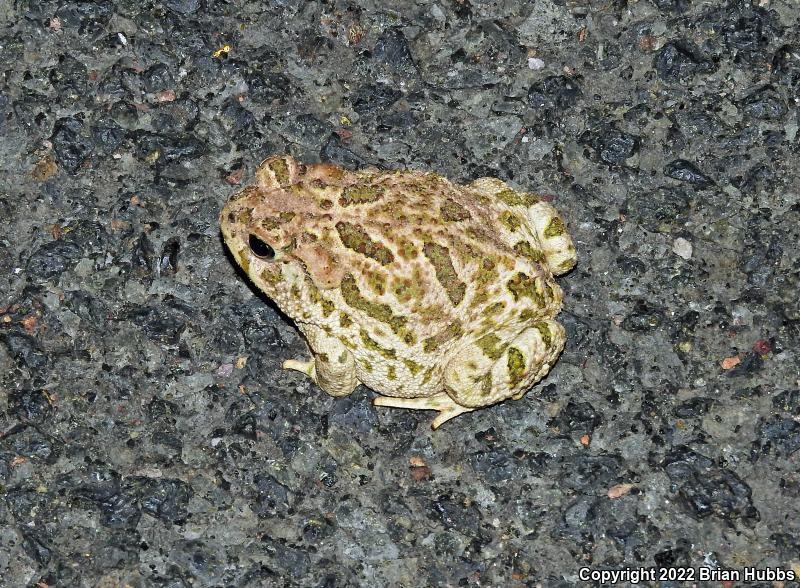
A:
[[248, 234, 275, 260]]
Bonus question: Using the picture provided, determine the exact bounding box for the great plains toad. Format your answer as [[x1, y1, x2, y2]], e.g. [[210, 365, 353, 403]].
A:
[[220, 155, 577, 428]]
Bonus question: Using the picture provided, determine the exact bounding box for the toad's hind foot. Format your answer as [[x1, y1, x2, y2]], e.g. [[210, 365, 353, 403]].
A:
[[373, 393, 476, 429]]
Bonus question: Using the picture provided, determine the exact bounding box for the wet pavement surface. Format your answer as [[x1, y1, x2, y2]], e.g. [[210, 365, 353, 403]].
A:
[[1, 0, 799, 586]]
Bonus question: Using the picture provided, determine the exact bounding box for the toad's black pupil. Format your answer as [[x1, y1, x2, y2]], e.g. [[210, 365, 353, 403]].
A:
[[248, 234, 275, 260]]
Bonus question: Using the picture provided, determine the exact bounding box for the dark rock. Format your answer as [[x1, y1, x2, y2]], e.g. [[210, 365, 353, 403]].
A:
[[771, 389, 800, 416], [62, 220, 110, 252], [740, 86, 787, 120], [146, 397, 180, 421], [164, 0, 200, 15], [771, 44, 800, 90], [123, 304, 188, 344], [377, 110, 415, 132], [151, 430, 183, 453], [21, 532, 53, 565], [468, 449, 516, 483], [527, 75, 582, 110], [579, 125, 640, 165], [663, 446, 757, 520], [320, 136, 367, 168], [96, 64, 132, 101], [771, 533, 800, 558], [654, 41, 715, 81], [627, 187, 690, 231], [741, 226, 782, 288], [616, 255, 646, 274], [92, 117, 127, 154], [674, 397, 714, 418], [229, 409, 258, 441], [680, 469, 757, 520], [725, 351, 763, 376], [11, 432, 58, 463], [283, 113, 333, 147], [373, 28, 417, 75], [241, 318, 283, 348], [51, 116, 94, 173], [152, 98, 201, 132], [351, 83, 402, 116], [209, 315, 245, 354], [252, 474, 291, 517], [9, 92, 50, 137], [3, 486, 50, 522], [0, 330, 47, 370], [550, 401, 602, 435], [48, 54, 88, 97], [100, 493, 142, 528], [296, 29, 334, 63], [71, 470, 143, 529], [261, 537, 310, 576], [218, 98, 255, 134], [653, 539, 692, 567], [133, 132, 207, 164], [64, 290, 108, 325], [109, 100, 140, 128], [651, 0, 690, 12], [560, 496, 598, 537], [131, 233, 155, 276], [718, 1, 781, 63], [621, 301, 664, 331], [597, 332, 628, 376], [54, 1, 113, 33], [143, 65, 176, 95], [246, 69, 294, 104], [237, 565, 279, 586], [606, 518, 638, 540], [428, 494, 482, 535], [598, 42, 624, 71], [327, 393, 379, 432], [126, 477, 193, 522], [279, 434, 300, 459], [26, 239, 83, 278], [672, 107, 722, 136], [664, 159, 713, 186], [8, 389, 53, 422], [158, 237, 180, 276], [561, 454, 622, 492], [754, 416, 800, 457], [301, 513, 336, 542], [733, 164, 776, 194], [318, 462, 337, 488]]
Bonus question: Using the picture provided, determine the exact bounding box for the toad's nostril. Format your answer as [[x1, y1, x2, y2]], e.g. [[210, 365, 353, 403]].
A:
[[248, 234, 275, 260]]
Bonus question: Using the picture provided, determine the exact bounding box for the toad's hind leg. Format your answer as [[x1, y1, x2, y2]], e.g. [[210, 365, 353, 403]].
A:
[[469, 177, 577, 276], [283, 324, 358, 397], [525, 202, 577, 276], [443, 320, 566, 408], [373, 394, 476, 430]]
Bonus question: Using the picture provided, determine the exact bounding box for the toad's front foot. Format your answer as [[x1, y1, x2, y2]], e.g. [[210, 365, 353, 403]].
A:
[[283, 358, 316, 378], [373, 393, 475, 429]]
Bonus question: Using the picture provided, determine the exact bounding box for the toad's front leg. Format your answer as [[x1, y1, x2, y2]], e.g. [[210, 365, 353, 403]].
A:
[[283, 324, 358, 397]]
